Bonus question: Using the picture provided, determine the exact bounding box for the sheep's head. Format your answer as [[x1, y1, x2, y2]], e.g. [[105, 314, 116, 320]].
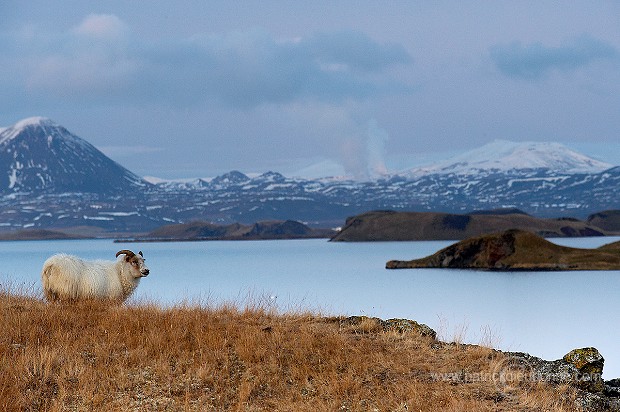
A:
[[116, 250, 150, 278]]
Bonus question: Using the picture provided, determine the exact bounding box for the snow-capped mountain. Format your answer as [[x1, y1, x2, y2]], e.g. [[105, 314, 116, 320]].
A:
[[0, 117, 619, 233], [0, 117, 148, 194], [406, 140, 612, 176]]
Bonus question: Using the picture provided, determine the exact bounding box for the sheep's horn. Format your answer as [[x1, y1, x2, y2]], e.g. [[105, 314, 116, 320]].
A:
[[116, 250, 135, 258]]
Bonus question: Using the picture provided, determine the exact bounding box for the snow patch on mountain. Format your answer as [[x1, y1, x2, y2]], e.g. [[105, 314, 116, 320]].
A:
[[1, 117, 56, 143], [14, 116, 57, 129], [406, 140, 612, 176]]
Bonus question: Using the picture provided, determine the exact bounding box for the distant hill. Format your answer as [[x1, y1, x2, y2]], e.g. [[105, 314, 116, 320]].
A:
[[0, 228, 87, 241], [586, 210, 620, 232], [331, 210, 612, 242], [136, 220, 335, 241], [386, 229, 620, 271]]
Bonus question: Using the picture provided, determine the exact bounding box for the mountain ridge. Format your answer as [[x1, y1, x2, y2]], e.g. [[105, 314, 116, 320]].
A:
[[405, 139, 612, 177], [1, 117, 619, 233]]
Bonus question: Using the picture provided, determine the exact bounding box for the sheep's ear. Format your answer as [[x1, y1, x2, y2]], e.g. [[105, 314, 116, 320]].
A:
[[139, 251, 143, 257]]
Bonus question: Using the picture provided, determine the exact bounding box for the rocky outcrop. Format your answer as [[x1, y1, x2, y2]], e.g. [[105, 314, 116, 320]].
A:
[[334, 315, 620, 409], [336, 315, 619, 410], [503, 348, 620, 411], [336, 315, 437, 339], [564, 347, 606, 392], [386, 229, 620, 271]]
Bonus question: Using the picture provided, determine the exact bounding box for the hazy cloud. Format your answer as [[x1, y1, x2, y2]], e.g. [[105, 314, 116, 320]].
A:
[[27, 53, 138, 98], [0, 14, 137, 102], [72, 14, 128, 40], [490, 35, 618, 79], [303, 31, 411, 73], [98, 145, 165, 157], [3, 16, 411, 108], [140, 29, 411, 107]]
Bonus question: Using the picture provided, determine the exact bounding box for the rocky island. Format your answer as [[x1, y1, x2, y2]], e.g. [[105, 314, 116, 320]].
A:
[[386, 229, 620, 270]]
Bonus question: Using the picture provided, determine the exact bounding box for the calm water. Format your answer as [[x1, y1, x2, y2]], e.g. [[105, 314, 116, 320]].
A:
[[3, 236, 619, 378]]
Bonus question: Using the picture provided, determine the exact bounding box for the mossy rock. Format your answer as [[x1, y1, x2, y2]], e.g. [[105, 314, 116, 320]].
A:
[[563, 347, 604, 374], [563, 347, 605, 393], [338, 316, 437, 339], [338, 316, 384, 333], [382, 318, 437, 339]]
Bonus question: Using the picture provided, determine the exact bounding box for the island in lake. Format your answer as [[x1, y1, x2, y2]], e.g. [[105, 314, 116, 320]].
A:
[[332, 209, 620, 242], [120, 219, 335, 242], [386, 229, 620, 271]]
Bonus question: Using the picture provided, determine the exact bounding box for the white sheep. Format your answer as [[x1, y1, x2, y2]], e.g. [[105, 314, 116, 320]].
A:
[[41, 249, 149, 302]]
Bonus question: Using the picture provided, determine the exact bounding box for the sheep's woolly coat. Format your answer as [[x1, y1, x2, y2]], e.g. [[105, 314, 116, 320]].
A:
[[41, 253, 147, 302]]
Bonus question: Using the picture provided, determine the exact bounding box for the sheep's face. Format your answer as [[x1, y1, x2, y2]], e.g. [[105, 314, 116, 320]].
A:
[[118, 250, 150, 278]]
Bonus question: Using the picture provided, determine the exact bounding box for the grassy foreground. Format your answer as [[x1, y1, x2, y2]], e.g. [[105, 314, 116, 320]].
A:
[[0, 288, 577, 411]]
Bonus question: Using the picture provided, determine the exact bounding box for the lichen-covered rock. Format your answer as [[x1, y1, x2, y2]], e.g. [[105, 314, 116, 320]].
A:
[[382, 318, 437, 339], [564, 347, 605, 374], [503, 351, 579, 385], [338, 316, 437, 339], [605, 379, 620, 399], [338, 316, 384, 333], [578, 390, 620, 412], [563, 347, 605, 393], [504, 348, 619, 410]]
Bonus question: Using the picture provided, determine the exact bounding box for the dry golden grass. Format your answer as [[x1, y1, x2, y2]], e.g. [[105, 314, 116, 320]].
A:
[[0, 287, 578, 411]]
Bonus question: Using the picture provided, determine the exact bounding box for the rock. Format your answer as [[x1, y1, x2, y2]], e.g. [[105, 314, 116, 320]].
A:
[[563, 347, 606, 393], [607, 379, 620, 387], [605, 385, 620, 398], [338, 316, 383, 332], [504, 348, 619, 410], [336, 316, 618, 409], [338, 316, 437, 339], [578, 391, 619, 411], [381, 318, 437, 339], [564, 347, 605, 374], [502, 351, 579, 386]]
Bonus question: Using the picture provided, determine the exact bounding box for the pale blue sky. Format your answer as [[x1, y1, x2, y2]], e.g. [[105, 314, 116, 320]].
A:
[[1, 1, 619, 179]]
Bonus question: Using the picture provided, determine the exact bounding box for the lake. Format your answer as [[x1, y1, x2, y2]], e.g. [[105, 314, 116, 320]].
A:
[[2, 236, 619, 378]]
